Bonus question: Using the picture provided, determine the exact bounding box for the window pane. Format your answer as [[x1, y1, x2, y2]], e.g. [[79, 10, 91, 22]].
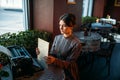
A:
[[82, 0, 93, 17], [0, 0, 26, 35]]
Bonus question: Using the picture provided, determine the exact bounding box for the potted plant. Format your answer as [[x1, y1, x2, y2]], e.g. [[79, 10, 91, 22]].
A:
[[82, 16, 97, 24], [81, 16, 97, 33], [0, 30, 52, 58], [0, 52, 10, 80]]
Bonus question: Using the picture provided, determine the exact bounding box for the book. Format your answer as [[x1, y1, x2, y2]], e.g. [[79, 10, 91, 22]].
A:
[[37, 38, 49, 69]]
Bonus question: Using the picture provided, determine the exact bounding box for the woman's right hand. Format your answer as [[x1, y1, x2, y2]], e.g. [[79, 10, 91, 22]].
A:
[[36, 47, 40, 55], [44, 56, 56, 64]]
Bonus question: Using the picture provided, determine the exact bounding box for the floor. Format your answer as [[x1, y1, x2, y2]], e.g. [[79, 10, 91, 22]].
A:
[[79, 34, 120, 80]]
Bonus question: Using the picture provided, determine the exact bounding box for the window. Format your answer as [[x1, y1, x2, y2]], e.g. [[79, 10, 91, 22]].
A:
[[0, 0, 30, 35], [82, 0, 93, 17]]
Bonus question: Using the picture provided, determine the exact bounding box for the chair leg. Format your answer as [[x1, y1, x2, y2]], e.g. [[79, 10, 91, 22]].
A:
[[106, 57, 110, 76], [89, 53, 95, 69], [91, 54, 95, 66]]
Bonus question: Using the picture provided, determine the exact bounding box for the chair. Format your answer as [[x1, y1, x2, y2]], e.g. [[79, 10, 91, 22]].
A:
[[77, 42, 91, 69], [94, 36, 116, 76], [99, 29, 110, 42]]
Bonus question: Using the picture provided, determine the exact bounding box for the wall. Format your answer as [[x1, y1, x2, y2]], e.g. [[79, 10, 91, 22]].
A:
[[93, 0, 120, 21], [33, 0, 83, 36], [32, 0, 120, 36], [33, 0, 54, 33], [104, 0, 120, 21], [93, 0, 106, 18], [53, 0, 83, 35]]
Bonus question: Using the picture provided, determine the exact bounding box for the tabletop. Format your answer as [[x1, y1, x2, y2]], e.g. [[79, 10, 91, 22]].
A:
[[0, 46, 64, 80], [99, 18, 116, 25], [74, 31, 101, 52], [15, 65, 64, 80], [1, 57, 64, 80], [91, 23, 113, 29]]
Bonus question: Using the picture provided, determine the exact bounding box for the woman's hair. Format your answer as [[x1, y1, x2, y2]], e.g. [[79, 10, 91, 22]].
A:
[[59, 13, 76, 27]]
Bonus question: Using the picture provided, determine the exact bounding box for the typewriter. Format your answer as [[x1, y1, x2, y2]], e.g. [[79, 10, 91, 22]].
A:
[[7, 45, 33, 78]]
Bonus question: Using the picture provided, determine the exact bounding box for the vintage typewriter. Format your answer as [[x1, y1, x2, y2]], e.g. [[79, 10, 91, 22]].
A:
[[7, 45, 34, 78]]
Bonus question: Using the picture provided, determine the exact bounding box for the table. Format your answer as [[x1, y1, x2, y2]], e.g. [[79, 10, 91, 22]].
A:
[[15, 65, 64, 80], [91, 23, 113, 29], [1, 59, 64, 80], [0, 45, 64, 80], [74, 31, 101, 52], [36, 65, 64, 80], [99, 18, 116, 25]]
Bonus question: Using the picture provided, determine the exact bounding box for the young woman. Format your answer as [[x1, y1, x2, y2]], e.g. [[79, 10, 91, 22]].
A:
[[37, 13, 82, 80]]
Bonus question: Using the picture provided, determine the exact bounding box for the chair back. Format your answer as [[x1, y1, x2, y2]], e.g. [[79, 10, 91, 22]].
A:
[[109, 39, 116, 53], [100, 34, 116, 56]]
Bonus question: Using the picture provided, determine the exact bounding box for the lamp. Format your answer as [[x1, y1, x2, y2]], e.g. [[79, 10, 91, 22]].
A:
[[67, 0, 76, 4]]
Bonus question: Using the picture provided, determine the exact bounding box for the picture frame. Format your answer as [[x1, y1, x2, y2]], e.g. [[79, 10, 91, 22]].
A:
[[67, 0, 76, 4], [114, 0, 120, 6]]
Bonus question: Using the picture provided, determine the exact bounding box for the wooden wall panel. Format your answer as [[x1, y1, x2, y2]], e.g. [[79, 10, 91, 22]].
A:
[[93, 0, 106, 18], [33, 0, 83, 36], [33, 0, 54, 33]]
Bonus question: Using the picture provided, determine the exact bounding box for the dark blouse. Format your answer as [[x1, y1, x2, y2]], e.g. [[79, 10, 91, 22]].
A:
[[50, 34, 82, 80]]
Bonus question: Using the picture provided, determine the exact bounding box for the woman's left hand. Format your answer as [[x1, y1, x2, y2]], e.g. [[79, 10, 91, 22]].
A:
[[44, 56, 56, 64]]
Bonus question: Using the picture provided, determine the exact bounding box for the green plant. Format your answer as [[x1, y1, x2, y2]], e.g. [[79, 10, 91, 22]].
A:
[[0, 63, 9, 78], [82, 16, 97, 24], [0, 52, 9, 79], [81, 16, 97, 31], [0, 52, 10, 66], [0, 30, 52, 57]]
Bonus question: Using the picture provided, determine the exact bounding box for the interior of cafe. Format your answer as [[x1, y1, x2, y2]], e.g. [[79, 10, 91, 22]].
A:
[[0, 0, 120, 80]]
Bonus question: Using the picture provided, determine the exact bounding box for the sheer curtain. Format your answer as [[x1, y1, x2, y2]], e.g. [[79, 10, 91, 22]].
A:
[[82, 0, 93, 17]]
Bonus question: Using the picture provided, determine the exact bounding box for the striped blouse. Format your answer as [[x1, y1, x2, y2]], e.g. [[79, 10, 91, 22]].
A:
[[50, 34, 82, 80]]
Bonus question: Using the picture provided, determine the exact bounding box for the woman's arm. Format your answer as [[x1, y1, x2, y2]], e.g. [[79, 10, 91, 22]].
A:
[[48, 43, 82, 69]]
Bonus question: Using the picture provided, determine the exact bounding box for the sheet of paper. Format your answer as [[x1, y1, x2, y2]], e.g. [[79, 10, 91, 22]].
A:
[[37, 38, 49, 69]]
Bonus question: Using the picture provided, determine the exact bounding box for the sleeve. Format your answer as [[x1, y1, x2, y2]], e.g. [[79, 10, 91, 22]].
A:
[[52, 43, 82, 68], [49, 36, 58, 57], [53, 43, 82, 80]]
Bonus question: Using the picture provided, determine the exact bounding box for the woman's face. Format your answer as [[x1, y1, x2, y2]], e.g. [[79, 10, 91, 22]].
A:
[[59, 20, 73, 35]]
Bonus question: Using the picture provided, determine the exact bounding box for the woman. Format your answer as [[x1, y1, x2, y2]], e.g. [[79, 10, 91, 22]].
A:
[[37, 13, 82, 80]]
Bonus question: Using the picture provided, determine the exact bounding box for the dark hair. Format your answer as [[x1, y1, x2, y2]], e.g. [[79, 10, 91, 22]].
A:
[[59, 13, 76, 27]]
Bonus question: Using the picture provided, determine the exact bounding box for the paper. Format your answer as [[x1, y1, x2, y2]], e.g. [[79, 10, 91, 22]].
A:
[[37, 38, 49, 69]]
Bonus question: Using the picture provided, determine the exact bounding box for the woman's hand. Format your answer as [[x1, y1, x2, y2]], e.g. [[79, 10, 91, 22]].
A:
[[36, 47, 40, 55], [44, 56, 56, 64]]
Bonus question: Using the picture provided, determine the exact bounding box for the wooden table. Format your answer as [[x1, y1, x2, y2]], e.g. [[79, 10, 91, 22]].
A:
[[15, 65, 64, 80], [1, 58, 64, 80], [0, 45, 64, 80]]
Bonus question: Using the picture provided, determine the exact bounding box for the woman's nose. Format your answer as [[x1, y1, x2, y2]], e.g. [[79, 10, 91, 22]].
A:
[[60, 25, 63, 29]]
